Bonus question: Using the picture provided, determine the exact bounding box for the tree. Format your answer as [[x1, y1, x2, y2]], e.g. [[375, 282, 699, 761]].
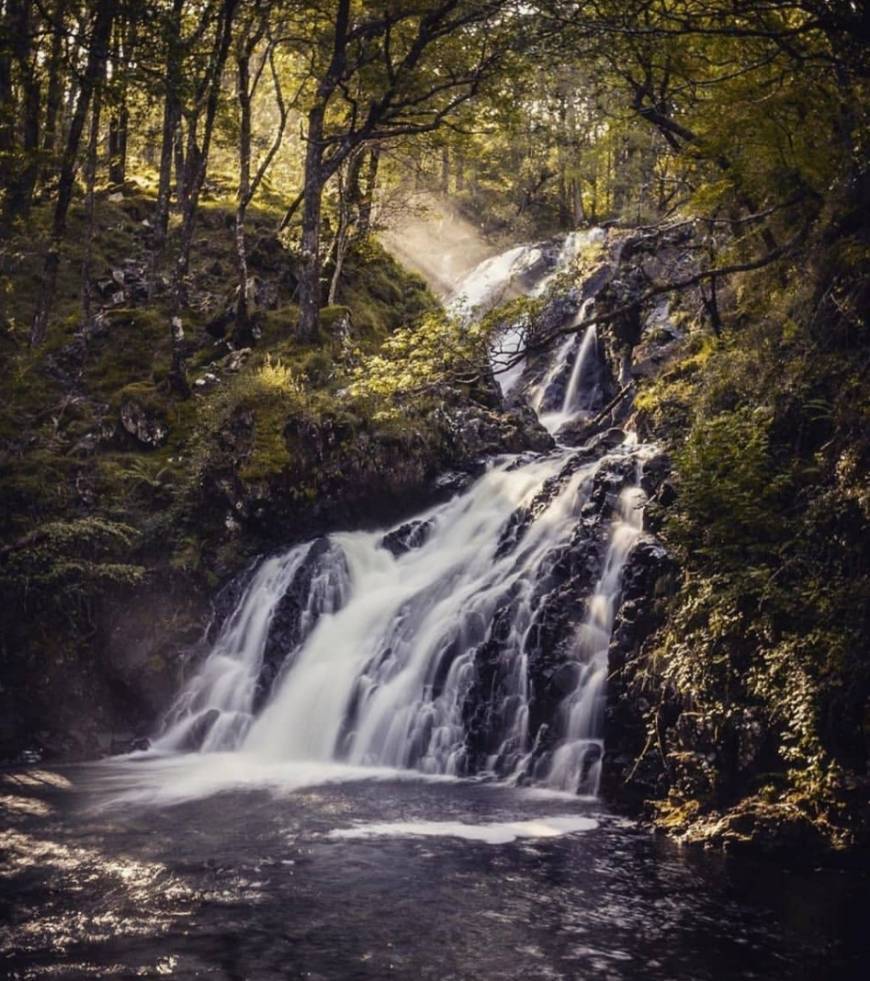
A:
[[30, 0, 115, 346], [167, 0, 239, 394], [232, 1, 289, 344], [293, 0, 513, 340]]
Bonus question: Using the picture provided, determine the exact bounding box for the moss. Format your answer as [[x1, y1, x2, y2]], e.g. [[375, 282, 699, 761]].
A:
[[259, 304, 301, 347], [319, 304, 352, 331], [87, 307, 172, 400], [240, 404, 293, 481], [116, 379, 167, 415], [336, 239, 437, 341], [0, 452, 80, 535], [0, 517, 146, 609], [635, 240, 870, 847]]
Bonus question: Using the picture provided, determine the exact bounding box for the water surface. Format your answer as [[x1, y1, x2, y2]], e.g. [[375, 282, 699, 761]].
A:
[[2, 762, 867, 979]]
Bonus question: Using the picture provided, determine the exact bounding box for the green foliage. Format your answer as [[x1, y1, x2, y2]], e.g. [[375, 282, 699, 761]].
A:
[[669, 408, 788, 565], [349, 311, 473, 415], [0, 518, 146, 608], [642, 244, 870, 845], [335, 240, 437, 341]]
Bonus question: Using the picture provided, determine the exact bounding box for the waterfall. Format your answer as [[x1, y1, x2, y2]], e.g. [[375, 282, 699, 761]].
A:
[[155, 230, 654, 797], [531, 298, 599, 433], [540, 453, 649, 795]]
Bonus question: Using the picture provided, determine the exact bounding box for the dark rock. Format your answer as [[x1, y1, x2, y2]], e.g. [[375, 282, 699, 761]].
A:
[[181, 708, 221, 750], [433, 469, 478, 495], [381, 518, 433, 557], [120, 398, 168, 448], [601, 538, 679, 807], [110, 732, 150, 755], [465, 447, 641, 775], [254, 539, 349, 708], [206, 309, 233, 340]]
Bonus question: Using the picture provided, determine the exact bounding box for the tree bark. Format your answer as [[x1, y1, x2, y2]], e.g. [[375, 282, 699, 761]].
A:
[[234, 46, 254, 334], [31, 0, 114, 346], [297, 0, 351, 341], [168, 0, 238, 395], [0, 4, 16, 202], [234, 39, 286, 347], [107, 16, 134, 189], [298, 104, 326, 341], [81, 82, 103, 328], [327, 152, 360, 305], [41, 0, 67, 181], [357, 147, 379, 237], [2, 0, 40, 229], [153, 0, 184, 251]]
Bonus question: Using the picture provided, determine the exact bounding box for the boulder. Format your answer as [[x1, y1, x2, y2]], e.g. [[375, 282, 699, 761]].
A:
[[120, 397, 168, 448]]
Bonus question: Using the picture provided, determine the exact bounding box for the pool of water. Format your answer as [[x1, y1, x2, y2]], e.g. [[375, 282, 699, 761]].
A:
[[1, 759, 867, 979]]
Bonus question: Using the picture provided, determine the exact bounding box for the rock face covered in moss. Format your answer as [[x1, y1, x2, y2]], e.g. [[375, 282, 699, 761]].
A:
[[563, 221, 869, 854]]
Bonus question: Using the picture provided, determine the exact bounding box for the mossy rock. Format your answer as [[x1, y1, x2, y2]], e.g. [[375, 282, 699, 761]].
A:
[[88, 308, 171, 401]]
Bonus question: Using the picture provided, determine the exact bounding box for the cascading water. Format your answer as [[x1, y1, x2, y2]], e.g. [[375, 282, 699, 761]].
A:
[[540, 449, 650, 793], [155, 230, 654, 797]]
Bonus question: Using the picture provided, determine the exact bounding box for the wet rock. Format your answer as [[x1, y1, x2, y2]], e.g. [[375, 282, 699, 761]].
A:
[[441, 400, 554, 460], [254, 539, 349, 708], [110, 732, 150, 755], [552, 661, 582, 694], [207, 562, 261, 643], [99, 582, 207, 722], [433, 469, 478, 495], [601, 538, 679, 806], [381, 518, 433, 557], [465, 448, 641, 774], [181, 709, 221, 750]]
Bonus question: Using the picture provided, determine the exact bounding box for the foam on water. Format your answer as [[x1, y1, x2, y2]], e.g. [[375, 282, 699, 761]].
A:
[[327, 815, 599, 844]]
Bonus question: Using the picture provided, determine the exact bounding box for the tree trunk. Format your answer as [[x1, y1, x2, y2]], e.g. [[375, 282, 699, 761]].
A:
[[81, 82, 103, 328], [234, 47, 253, 341], [298, 104, 325, 341], [41, 0, 67, 181], [327, 156, 358, 306], [357, 147, 379, 237], [168, 0, 238, 395], [107, 17, 132, 191], [2, 0, 40, 228], [0, 5, 16, 202], [153, 0, 183, 250], [31, 0, 114, 346], [107, 105, 129, 186]]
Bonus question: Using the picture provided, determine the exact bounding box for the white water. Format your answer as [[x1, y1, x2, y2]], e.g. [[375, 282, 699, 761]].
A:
[[543, 457, 650, 793], [327, 815, 599, 843], [450, 228, 602, 401], [154, 229, 653, 798]]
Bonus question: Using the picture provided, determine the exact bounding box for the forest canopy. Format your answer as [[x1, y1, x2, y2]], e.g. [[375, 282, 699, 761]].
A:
[[0, 1, 865, 360]]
